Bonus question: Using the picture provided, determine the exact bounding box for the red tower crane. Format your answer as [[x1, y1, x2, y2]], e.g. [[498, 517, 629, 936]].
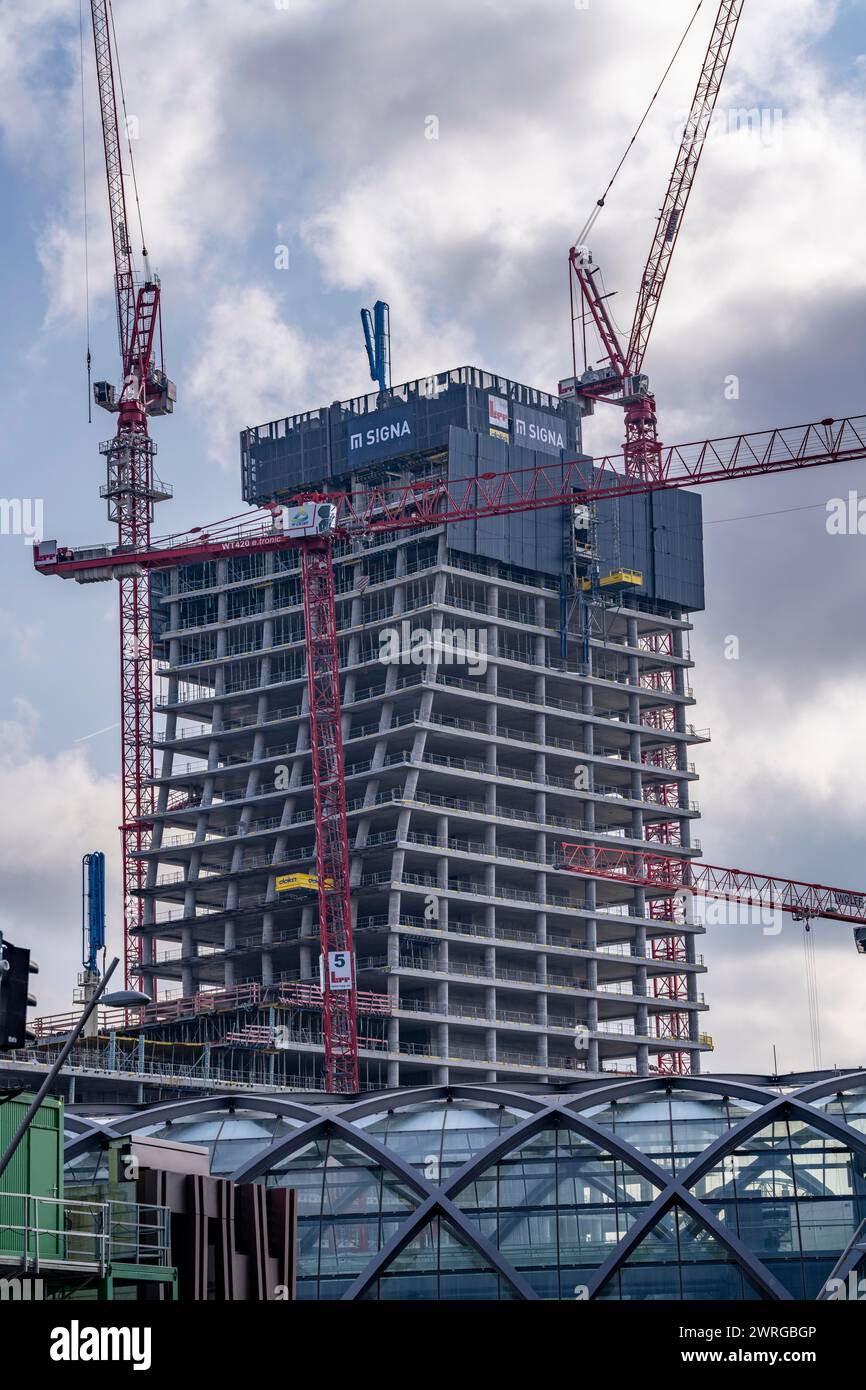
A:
[[565, 0, 745, 1065], [568, 0, 745, 480], [87, 1, 175, 992], [34, 412, 866, 1089]]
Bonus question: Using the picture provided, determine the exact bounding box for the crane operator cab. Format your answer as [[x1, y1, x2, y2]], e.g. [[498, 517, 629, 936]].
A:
[[854, 927, 866, 955], [278, 501, 338, 539]]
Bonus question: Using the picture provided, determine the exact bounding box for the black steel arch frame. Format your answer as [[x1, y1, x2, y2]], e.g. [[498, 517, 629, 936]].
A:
[[817, 1219, 866, 1299], [62, 1090, 323, 1161], [330, 1099, 794, 1300], [60, 1073, 866, 1300]]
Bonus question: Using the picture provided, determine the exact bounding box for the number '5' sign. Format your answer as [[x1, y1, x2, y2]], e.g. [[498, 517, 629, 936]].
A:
[[328, 951, 354, 990]]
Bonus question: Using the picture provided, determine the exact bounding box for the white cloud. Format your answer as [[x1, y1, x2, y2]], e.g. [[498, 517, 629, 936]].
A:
[[702, 926, 865, 1074], [185, 283, 358, 467], [6, 0, 864, 427], [696, 673, 866, 833], [0, 610, 48, 665], [0, 698, 119, 1014]]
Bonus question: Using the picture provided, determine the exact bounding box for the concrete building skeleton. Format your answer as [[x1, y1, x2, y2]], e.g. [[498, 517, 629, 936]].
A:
[[127, 366, 710, 1089]]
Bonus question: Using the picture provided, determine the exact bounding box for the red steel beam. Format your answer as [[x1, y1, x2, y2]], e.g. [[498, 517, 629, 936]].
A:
[[33, 414, 866, 582], [560, 843, 866, 926]]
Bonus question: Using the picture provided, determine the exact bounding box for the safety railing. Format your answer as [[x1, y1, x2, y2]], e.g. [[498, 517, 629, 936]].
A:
[[0, 1194, 170, 1274]]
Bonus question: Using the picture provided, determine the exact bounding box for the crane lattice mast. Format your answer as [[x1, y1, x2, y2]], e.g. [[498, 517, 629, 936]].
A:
[[569, 0, 745, 479], [89, 1, 174, 991]]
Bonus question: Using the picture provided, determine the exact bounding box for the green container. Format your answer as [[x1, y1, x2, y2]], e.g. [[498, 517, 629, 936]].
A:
[[0, 1092, 64, 1260]]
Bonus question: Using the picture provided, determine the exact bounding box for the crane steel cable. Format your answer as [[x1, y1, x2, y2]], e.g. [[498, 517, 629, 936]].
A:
[[107, 0, 149, 263], [574, 1, 705, 248], [79, 0, 92, 421], [802, 922, 823, 1069]]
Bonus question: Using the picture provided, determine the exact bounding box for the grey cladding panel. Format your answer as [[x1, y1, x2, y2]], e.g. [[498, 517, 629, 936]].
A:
[[651, 487, 705, 610], [445, 428, 480, 558], [447, 427, 570, 577], [591, 466, 704, 612]]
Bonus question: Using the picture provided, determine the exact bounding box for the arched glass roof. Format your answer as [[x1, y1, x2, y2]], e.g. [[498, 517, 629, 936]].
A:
[[134, 1110, 304, 1174], [581, 1090, 761, 1174], [59, 1073, 866, 1301], [354, 1100, 530, 1175]]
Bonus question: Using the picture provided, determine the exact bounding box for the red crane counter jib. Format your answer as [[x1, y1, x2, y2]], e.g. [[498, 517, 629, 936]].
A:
[[560, 844, 866, 927]]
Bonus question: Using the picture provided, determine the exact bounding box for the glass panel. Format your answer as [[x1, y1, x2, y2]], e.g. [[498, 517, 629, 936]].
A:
[[373, 1215, 510, 1300], [318, 1218, 382, 1279], [595, 1206, 764, 1301], [269, 1137, 329, 1172], [322, 1165, 382, 1219], [557, 1203, 639, 1269], [707, 1200, 800, 1257], [499, 1212, 558, 1269], [579, 1092, 760, 1176], [811, 1085, 866, 1135], [797, 1199, 859, 1254], [681, 1262, 762, 1301], [693, 1117, 866, 1292], [263, 1133, 424, 1298], [358, 1101, 529, 1175], [453, 1124, 660, 1294], [380, 1169, 421, 1214], [144, 1120, 224, 1142], [586, 1095, 756, 1173], [373, 1128, 441, 1172], [627, 1209, 678, 1263], [520, 1266, 560, 1299], [212, 1138, 277, 1174], [64, 1151, 109, 1186]]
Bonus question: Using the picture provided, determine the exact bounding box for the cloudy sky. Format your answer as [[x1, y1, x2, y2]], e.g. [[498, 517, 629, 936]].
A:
[[0, 0, 864, 1074]]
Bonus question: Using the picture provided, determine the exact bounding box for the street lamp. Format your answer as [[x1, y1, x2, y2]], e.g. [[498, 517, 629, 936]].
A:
[[0, 956, 123, 1181], [102, 990, 152, 1008]]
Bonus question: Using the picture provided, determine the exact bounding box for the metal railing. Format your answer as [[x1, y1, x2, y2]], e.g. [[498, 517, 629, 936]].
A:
[[0, 1194, 170, 1274]]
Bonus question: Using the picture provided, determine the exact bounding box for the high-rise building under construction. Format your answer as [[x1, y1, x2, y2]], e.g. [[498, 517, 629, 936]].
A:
[[140, 366, 710, 1088]]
